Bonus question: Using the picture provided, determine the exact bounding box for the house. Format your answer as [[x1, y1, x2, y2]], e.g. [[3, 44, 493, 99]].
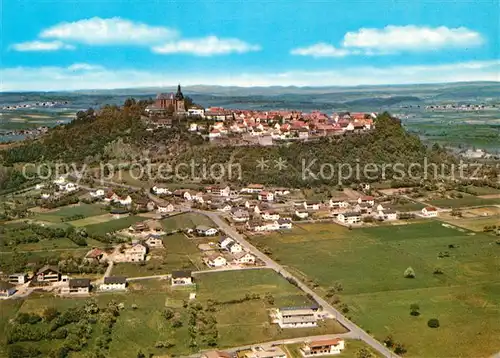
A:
[[278, 218, 293, 229], [124, 243, 147, 262], [157, 203, 175, 213], [376, 204, 385, 212], [152, 186, 171, 195], [304, 201, 321, 211], [90, 189, 105, 198], [36, 265, 61, 282], [241, 184, 264, 193], [379, 210, 398, 221], [8, 273, 28, 285], [206, 253, 227, 267], [209, 129, 222, 139], [233, 252, 256, 265], [231, 207, 250, 222], [422, 207, 438, 217], [196, 225, 219, 236], [145, 235, 164, 249], [59, 182, 79, 192], [218, 237, 235, 250], [84, 248, 107, 263], [61, 278, 91, 295], [337, 212, 361, 225], [354, 203, 372, 214], [274, 306, 319, 328], [295, 210, 309, 219], [41, 193, 51, 199], [201, 351, 232, 358], [171, 270, 193, 286], [274, 188, 290, 196], [100, 276, 127, 291], [300, 339, 345, 356], [226, 241, 243, 254], [258, 191, 275, 202], [329, 199, 349, 208], [247, 220, 280, 232], [206, 185, 231, 197], [357, 196, 375, 206], [118, 195, 133, 206], [245, 346, 287, 358], [262, 211, 280, 221], [298, 127, 309, 139], [215, 203, 232, 212], [0, 281, 16, 298]]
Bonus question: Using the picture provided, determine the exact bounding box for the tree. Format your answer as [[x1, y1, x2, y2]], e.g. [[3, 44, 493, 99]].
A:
[[137, 351, 146, 358], [356, 347, 374, 358], [404, 266, 416, 278], [427, 318, 440, 328], [410, 303, 420, 316], [163, 308, 174, 320], [383, 335, 394, 348], [264, 292, 275, 305], [394, 343, 407, 355]]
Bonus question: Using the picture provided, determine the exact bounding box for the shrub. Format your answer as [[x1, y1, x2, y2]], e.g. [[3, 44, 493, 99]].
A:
[[428, 318, 440, 328], [410, 303, 420, 316], [403, 266, 415, 278]]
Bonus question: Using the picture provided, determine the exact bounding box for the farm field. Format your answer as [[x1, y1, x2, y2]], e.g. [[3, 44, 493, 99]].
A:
[[428, 196, 500, 208], [463, 185, 500, 196], [439, 214, 500, 232], [82, 215, 144, 235], [251, 221, 500, 357], [2, 269, 347, 358], [161, 212, 216, 231], [111, 233, 205, 277], [31, 203, 106, 223]]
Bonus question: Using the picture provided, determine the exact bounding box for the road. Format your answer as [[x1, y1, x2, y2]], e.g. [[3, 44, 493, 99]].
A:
[[183, 333, 355, 358], [198, 210, 398, 358]]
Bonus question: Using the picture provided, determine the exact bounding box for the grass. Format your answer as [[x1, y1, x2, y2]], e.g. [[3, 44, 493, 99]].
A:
[[32, 203, 106, 223], [0, 300, 23, 357], [284, 339, 382, 358], [8, 269, 347, 357], [428, 196, 500, 208], [160, 212, 216, 231], [111, 233, 205, 277], [463, 185, 500, 196], [82, 215, 144, 235], [251, 221, 500, 357], [439, 215, 500, 232]]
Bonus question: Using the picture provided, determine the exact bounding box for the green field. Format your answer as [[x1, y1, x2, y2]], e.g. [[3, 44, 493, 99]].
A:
[[428, 196, 500, 208], [284, 339, 382, 358], [111, 233, 205, 277], [83, 215, 144, 235], [463, 185, 500, 196], [161, 212, 216, 231], [251, 221, 500, 357], [2, 269, 347, 357], [32, 203, 106, 223]]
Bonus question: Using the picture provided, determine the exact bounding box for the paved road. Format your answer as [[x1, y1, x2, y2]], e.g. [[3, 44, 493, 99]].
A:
[[198, 210, 398, 358], [183, 333, 355, 358]]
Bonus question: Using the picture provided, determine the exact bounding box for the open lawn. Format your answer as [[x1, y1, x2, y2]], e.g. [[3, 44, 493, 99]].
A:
[[161, 212, 216, 231], [439, 215, 500, 232], [82, 215, 144, 235], [463, 185, 500, 196], [428, 196, 500, 208], [251, 221, 500, 357], [9, 269, 346, 357], [32, 203, 106, 223], [111, 233, 205, 277]]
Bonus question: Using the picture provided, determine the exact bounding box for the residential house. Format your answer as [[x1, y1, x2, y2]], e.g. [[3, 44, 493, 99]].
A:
[[157, 203, 175, 213], [241, 184, 264, 193], [278, 218, 293, 229], [422, 207, 438, 217], [214, 202, 233, 212], [8, 273, 28, 285], [262, 211, 280, 221], [209, 129, 222, 139], [295, 210, 309, 219], [84, 248, 107, 263], [61, 278, 91, 295], [226, 241, 243, 254], [304, 201, 321, 211], [36, 265, 61, 283], [145, 235, 164, 249], [354, 203, 372, 214], [118, 195, 133, 206], [274, 188, 290, 196], [90, 189, 105, 198], [100, 276, 127, 291], [206, 185, 231, 197], [152, 186, 172, 195], [233, 252, 256, 265], [357, 196, 375, 206], [337, 212, 361, 225], [218, 237, 235, 250], [245, 346, 287, 358], [379, 210, 398, 221], [329, 199, 349, 208], [0, 281, 16, 298], [201, 351, 232, 358], [171, 270, 194, 286], [258, 191, 275, 202], [247, 220, 280, 232], [196, 225, 219, 236], [274, 306, 319, 328], [300, 339, 345, 356], [231, 207, 250, 222], [298, 127, 309, 139], [206, 253, 227, 267], [124, 243, 147, 262]]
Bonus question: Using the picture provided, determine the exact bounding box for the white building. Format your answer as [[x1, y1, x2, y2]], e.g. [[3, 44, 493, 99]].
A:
[[274, 307, 319, 329], [422, 207, 438, 217], [337, 212, 361, 225], [300, 339, 345, 356], [100, 276, 127, 291]]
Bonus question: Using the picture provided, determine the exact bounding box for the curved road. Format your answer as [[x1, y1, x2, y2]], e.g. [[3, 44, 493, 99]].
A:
[[198, 210, 398, 358]]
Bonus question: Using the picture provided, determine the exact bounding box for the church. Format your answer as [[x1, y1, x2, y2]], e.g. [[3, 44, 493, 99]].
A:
[[145, 84, 187, 117]]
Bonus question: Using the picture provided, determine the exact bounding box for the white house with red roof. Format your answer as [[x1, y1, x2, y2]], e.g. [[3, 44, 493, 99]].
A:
[[422, 207, 438, 217]]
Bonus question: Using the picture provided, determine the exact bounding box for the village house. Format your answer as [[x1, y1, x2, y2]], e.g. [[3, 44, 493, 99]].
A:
[[357, 196, 375, 206], [379, 210, 398, 221], [354, 203, 373, 214], [214, 202, 233, 212], [0, 281, 16, 298], [300, 339, 345, 356], [157, 203, 175, 213], [90, 189, 105, 198], [303, 201, 322, 211], [171, 270, 193, 286], [124, 243, 147, 262], [145, 235, 164, 249], [245, 346, 287, 358], [274, 306, 319, 328], [219, 237, 235, 250], [225, 241, 243, 254], [206, 253, 227, 268], [152, 186, 172, 195], [258, 191, 275, 202], [201, 350, 233, 358], [84, 248, 107, 264], [231, 207, 250, 222], [422, 207, 439, 217], [233, 252, 256, 265], [196, 225, 219, 236], [36, 265, 61, 283], [61, 278, 91, 295], [247, 220, 280, 232], [329, 199, 349, 208], [274, 188, 290, 196], [100, 276, 127, 291], [295, 210, 309, 219], [278, 218, 293, 229], [8, 273, 28, 285], [241, 184, 265, 193], [206, 185, 231, 197], [261, 211, 280, 221], [337, 212, 362, 225]]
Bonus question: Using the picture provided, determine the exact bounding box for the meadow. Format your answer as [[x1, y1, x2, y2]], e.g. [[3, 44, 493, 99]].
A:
[[251, 221, 500, 357], [82, 215, 144, 235], [1, 269, 347, 357], [428, 195, 500, 208], [31, 203, 106, 223], [160, 212, 216, 231]]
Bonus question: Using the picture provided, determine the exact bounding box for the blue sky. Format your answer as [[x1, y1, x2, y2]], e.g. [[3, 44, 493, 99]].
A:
[[1, 0, 499, 90]]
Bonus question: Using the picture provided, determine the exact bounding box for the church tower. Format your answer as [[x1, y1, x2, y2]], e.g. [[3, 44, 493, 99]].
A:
[[174, 84, 186, 113]]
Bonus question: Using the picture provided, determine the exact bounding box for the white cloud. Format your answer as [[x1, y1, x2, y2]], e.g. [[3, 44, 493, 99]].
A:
[[11, 40, 75, 52], [152, 36, 261, 56], [1, 60, 498, 91], [40, 17, 178, 45], [343, 25, 484, 51], [290, 43, 355, 57]]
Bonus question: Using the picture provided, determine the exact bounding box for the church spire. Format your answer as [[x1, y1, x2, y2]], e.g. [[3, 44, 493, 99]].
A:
[[175, 83, 184, 100]]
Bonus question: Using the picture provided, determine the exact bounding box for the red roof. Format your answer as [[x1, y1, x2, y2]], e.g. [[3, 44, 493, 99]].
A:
[[307, 338, 343, 348], [360, 196, 374, 201], [425, 207, 437, 211]]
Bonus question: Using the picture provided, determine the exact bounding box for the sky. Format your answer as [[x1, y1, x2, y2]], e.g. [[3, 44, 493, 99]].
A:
[[1, 0, 499, 91]]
